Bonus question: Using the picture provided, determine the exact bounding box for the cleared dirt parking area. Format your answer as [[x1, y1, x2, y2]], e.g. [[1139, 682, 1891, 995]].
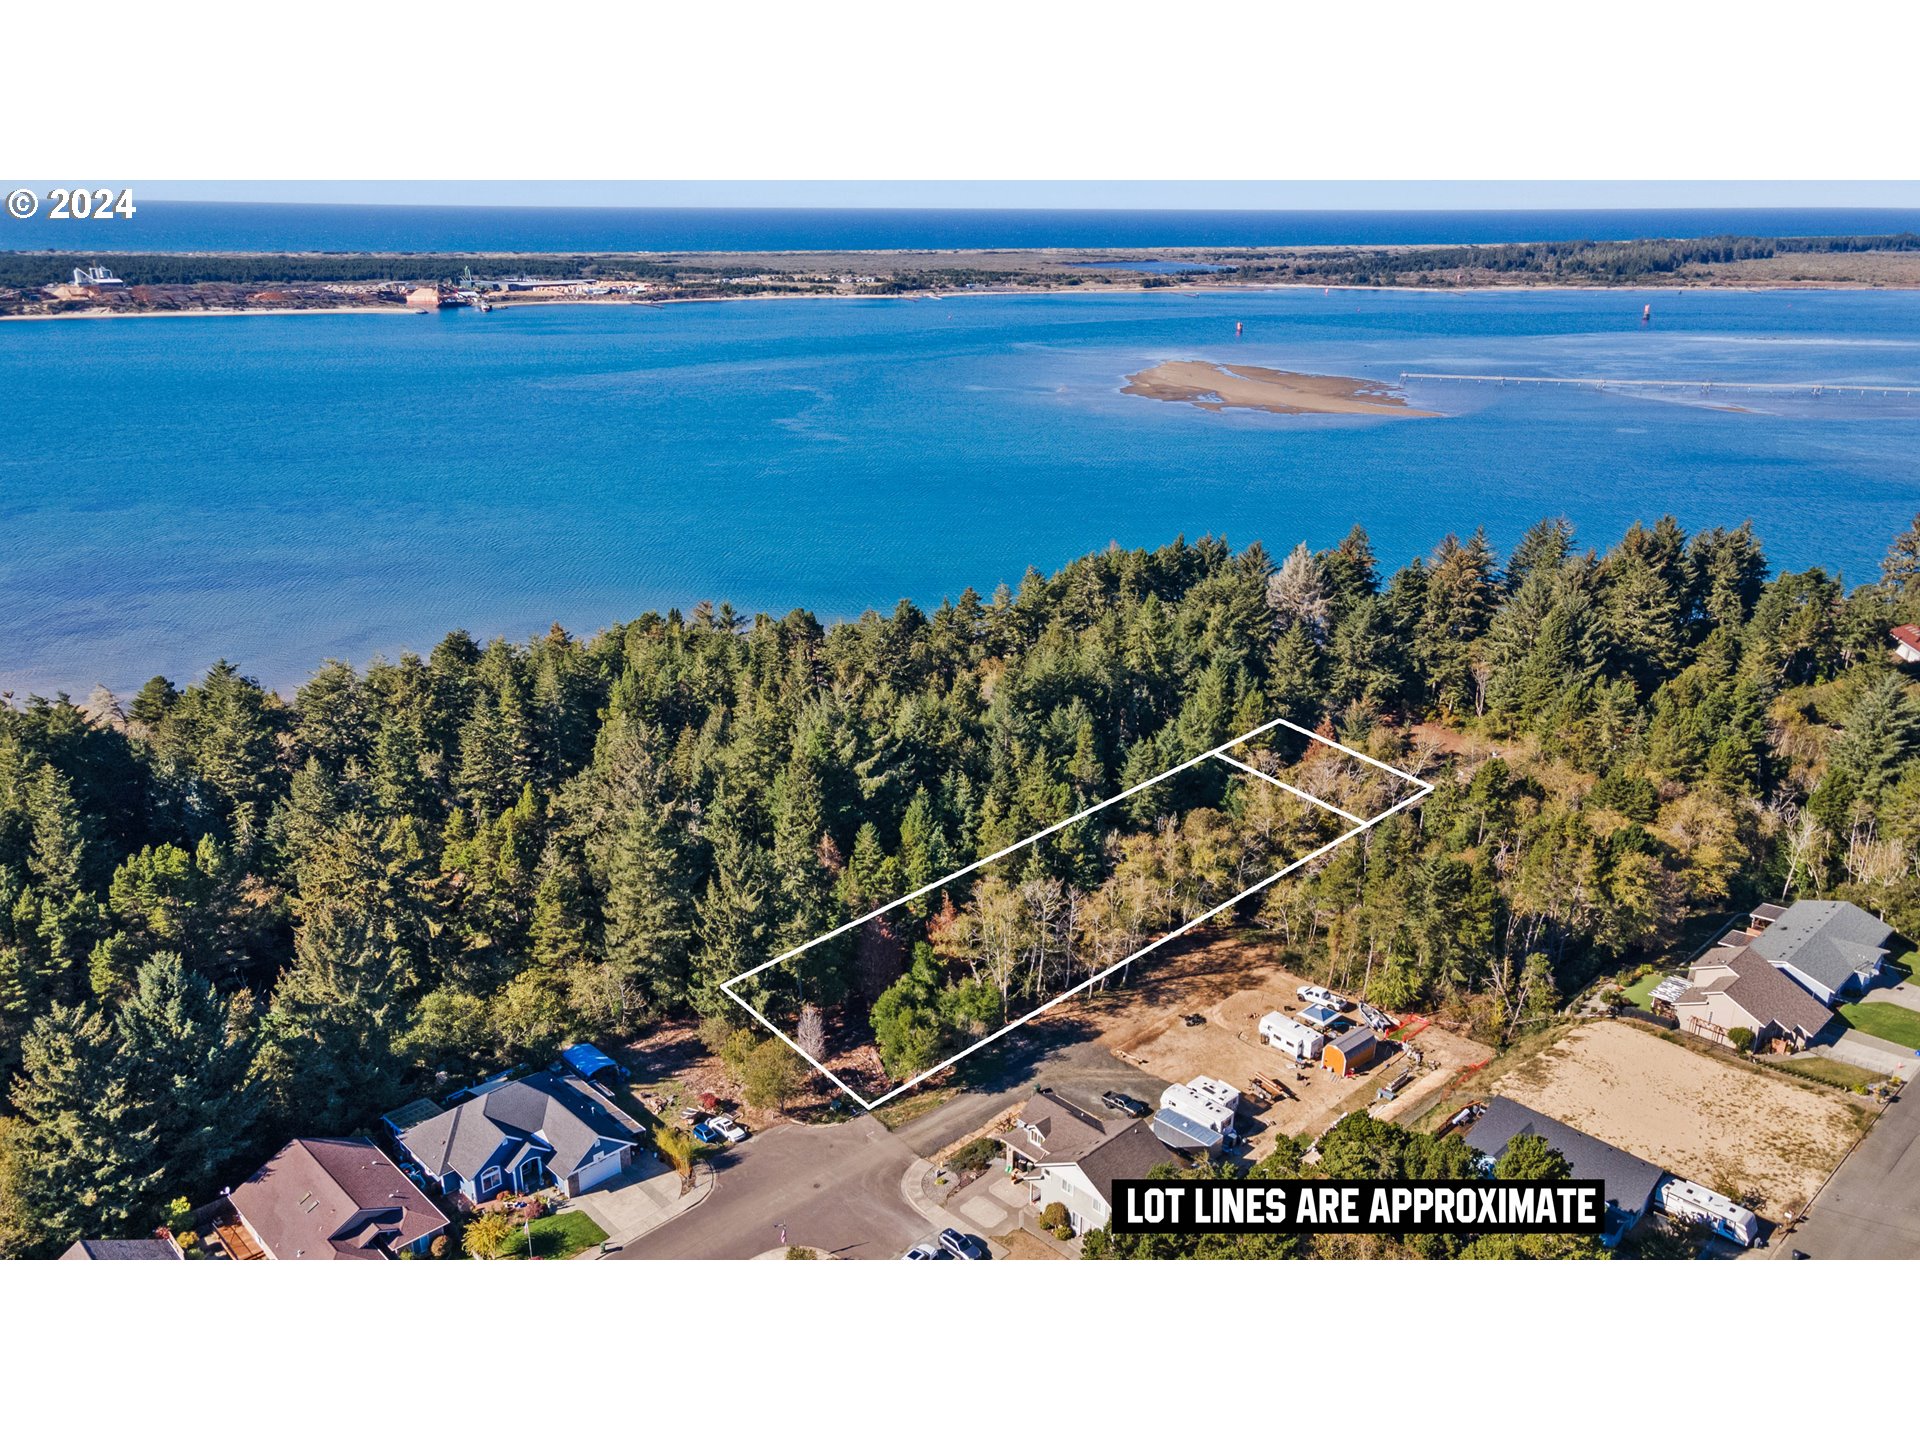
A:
[[1073, 931, 1493, 1159], [1494, 1020, 1866, 1218]]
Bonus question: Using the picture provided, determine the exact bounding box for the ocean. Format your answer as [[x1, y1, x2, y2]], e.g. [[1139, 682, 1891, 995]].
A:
[[7, 203, 1920, 254], [4, 285, 1920, 696]]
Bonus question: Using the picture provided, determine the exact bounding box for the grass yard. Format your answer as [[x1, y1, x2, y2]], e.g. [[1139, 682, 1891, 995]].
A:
[[1621, 971, 1672, 1008], [499, 1210, 607, 1260], [1772, 1055, 1886, 1090], [870, 1086, 955, 1130], [1838, 1002, 1920, 1051]]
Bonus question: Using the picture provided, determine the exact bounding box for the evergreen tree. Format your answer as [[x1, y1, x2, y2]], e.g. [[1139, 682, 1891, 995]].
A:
[[8, 1002, 162, 1251]]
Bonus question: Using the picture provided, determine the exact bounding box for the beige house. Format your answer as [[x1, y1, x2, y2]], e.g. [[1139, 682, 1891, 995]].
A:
[[1671, 946, 1833, 1053]]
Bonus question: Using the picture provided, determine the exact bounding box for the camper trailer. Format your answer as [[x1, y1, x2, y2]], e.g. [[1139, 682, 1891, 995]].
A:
[[1159, 1081, 1238, 1140], [1655, 1178, 1761, 1247], [1259, 1011, 1326, 1062]]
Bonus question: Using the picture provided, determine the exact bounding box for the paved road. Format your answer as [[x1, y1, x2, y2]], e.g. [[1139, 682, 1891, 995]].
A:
[[613, 1115, 925, 1260], [1775, 1092, 1920, 1259], [893, 1033, 1172, 1157], [614, 1028, 1171, 1260]]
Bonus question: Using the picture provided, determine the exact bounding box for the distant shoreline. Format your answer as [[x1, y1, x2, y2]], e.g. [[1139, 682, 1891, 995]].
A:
[[2, 275, 1907, 325]]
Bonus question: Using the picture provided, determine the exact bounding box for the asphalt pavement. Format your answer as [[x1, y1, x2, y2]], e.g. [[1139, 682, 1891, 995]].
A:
[[614, 1028, 1171, 1260], [1774, 1091, 1920, 1259], [612, 1114, 926, 1260]]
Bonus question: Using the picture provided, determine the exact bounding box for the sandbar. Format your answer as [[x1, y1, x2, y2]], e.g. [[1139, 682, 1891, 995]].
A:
[[1122, 360, 1439, 418]]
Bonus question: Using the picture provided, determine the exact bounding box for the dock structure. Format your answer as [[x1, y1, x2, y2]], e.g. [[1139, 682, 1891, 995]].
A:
[[1398, 372, 1920, 399]]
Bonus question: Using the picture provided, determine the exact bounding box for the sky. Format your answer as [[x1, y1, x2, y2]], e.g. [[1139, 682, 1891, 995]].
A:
[[120, 181, 1920, 210]]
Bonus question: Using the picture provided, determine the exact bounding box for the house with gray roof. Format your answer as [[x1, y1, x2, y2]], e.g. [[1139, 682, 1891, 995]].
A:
[[398, 1069, 641, 1204], [1748, 900, 1896, 1006], [1001, 1089, 1179, 1233], [60, 1234, 184, 1261], [1464, 1097, 1665, 1247], [1672, 945, 1835, 1052]]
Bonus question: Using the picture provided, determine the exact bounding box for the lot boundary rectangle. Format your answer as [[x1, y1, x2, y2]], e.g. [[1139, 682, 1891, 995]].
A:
[[721, 717, 1432, 1108]]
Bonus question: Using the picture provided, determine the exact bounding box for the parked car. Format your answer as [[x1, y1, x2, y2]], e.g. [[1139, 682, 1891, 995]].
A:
[[1101, 1090, 1150, 1117], [902, 1243, 951, 1260], [690, 1120, 721, 1144], [708, 1114, 749, 1143], [937, 1227, 989, 1260]]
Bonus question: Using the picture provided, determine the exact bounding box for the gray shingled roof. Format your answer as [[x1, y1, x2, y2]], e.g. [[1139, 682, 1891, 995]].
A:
[[1751, 900, 1894, 997], [1072, 1119, 1179, 1195], [401, 1071, 637, 1184], [1001, 1090, 1111, 1166], [60, 1236, 181, 1260], [1686, 949, 1833, 1038], [1465, 1098, 1664, 1233]]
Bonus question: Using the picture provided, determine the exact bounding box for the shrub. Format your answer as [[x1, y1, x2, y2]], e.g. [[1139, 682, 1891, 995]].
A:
[[719, 1028, 760, 1079], [949, 1137, 1002, 1174], [784, 1245, 815, 1260], [653, 1122, 699, 1177], [698, 1015, 740, 1056], [429, 1234, 450, 1259], [1040, 1202, 1069, 1233], [462, 1212, 515, 1259], [742, 1038, 805, 1110], [1727, 1026, 1755, 1053]]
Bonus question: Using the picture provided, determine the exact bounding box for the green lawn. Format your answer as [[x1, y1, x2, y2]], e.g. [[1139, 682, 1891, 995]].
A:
[[1621, 971, 1673, 1008], [1838, 1002, 1920, 1050], [1773, 1055, 1885, 1090], [498, 1210, 608, 1260]]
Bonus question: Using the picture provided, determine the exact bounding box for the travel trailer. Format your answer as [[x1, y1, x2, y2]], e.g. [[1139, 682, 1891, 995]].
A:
[[1259, 1010, 1325, 1062], [1655, 1178, 1761, 1247]]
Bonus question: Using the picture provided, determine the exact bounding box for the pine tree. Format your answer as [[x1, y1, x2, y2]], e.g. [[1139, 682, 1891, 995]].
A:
[[114, 953, 259, 1204], [8, 1002, 162, 1251]]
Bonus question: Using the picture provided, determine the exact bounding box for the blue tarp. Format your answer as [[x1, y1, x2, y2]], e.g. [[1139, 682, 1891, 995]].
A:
[[560, 1042, 619, 1081]]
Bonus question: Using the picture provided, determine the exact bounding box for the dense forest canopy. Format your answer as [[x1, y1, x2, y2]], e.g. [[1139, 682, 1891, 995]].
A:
[[6, 516, 1920, 1255]]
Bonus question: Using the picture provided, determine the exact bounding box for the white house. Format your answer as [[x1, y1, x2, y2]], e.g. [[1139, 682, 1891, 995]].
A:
[[998, 1090, 1177, 1235]]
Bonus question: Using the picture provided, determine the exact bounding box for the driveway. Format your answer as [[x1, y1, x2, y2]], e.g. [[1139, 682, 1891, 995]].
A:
[[568, 1151, 706, 1247], [1773, 1092, 1920, 1259], [1820, 1030, 1920, 1081], [612, 1115, 926, 1260]]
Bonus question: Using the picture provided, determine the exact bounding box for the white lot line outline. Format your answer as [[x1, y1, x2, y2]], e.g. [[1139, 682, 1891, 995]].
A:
[[720, 716, 1432, 1109]]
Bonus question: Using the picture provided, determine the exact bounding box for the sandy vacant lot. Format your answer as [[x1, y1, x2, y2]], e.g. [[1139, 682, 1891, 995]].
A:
[[1075, 932, 1492, 1159], [1495, 1021, 1865, 1218]]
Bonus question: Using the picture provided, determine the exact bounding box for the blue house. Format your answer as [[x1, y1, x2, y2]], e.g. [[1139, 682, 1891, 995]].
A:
[[397, 1071, 641, 1203]]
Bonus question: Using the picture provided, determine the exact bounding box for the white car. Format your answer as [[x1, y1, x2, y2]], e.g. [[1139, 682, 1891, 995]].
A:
[[707, 1114, 748, 1143]]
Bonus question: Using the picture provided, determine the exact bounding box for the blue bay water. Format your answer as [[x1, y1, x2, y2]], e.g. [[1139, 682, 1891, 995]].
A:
[[8, 202, 1920, 253], [4, 286, 1920, 696]]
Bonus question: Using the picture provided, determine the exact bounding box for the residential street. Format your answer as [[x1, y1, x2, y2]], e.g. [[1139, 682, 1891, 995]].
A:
[[613, 1028, 1172, 1260], [1775, 1092, 1920, 1260], [612, 1115, 925, 1260]]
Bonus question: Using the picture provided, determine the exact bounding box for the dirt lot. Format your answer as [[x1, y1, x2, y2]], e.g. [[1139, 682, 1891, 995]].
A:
[[1493, 1020, 1867, 1218], [1071, 931, 1493, 1159]]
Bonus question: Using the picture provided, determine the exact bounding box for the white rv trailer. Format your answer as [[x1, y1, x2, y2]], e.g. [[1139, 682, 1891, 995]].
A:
[[1655, 1178, 1761, 1247], [1158, 1082, 1237, 1139], [1259, 1011, 1326, 1062]]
